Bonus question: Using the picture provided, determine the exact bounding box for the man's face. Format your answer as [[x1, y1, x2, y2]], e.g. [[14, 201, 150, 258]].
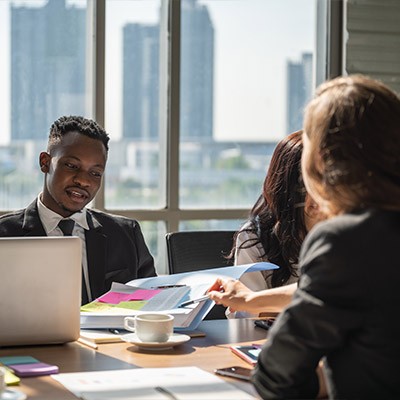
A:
[[40, 131, 107, 217]]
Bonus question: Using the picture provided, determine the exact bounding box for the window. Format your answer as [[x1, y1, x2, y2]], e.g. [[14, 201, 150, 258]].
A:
[[179, 0, 316, 209], [105, 0, 163, 210], [0, 0, 87, 209], [1, 0, 325, 274]]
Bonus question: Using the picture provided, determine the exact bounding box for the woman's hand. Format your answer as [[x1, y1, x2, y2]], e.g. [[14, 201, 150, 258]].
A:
[[207, 278, 255, 313], [207, 280, 297, 314]]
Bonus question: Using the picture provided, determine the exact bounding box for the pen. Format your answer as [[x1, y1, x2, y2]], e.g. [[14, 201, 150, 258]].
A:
[[155, 386, 178, 400], [77, 337, 98, 350], [152, 284, 187, 289], [179, 294, 210, 307]]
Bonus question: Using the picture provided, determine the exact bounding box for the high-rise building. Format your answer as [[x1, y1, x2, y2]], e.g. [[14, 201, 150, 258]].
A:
[[11, 0, 85, 141], [180, 0, 214, 141], [122, 0, 214, 141], [122, 24, 160, 140], [286, 52, 313, 133]]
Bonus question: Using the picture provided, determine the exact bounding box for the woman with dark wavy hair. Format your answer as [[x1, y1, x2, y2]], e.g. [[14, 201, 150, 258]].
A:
[[209, 130, 324, 317], [236, 130, 311, 285]]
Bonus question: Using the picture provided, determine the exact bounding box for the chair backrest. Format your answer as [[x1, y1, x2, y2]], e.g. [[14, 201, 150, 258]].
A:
[[166, 230, 235, 274], [166, 230, 236, 320]]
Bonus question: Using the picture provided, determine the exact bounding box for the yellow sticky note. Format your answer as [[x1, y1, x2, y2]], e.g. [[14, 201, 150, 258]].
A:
[[81, 302, 116, 312], [1, 364, 20, 386]]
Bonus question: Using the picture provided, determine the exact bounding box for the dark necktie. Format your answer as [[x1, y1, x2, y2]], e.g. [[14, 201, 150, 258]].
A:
[[57, 219, 88, 304], [58, 219, 75, 236]]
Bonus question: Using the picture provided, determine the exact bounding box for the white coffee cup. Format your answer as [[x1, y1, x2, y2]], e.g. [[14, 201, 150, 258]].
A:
[[124, 313, 174, 343]]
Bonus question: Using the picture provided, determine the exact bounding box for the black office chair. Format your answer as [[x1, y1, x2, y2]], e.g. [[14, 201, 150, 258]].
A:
[[166, 230, 236, 320]]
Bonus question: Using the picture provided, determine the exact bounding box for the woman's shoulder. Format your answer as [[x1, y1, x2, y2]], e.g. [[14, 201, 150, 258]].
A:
[[300, 208, 400, 275], [236, 221, 257, 244], [307, 208, 399, 242], [235, 221, 267, 266]]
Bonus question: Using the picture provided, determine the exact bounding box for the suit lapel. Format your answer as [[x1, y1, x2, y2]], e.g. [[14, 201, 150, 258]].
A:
[[85, 211, 107, 299], [22, 200, 47, 236]]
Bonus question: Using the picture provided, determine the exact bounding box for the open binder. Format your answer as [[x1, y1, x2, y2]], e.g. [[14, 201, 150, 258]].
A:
[[80, 262, 278, 331]]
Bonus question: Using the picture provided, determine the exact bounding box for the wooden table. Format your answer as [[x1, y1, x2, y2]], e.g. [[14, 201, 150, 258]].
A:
[[0, 319, 269, 399]]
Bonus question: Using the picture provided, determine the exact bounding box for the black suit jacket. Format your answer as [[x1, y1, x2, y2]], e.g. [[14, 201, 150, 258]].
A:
[[253, 209, 400, 399], [0, 200, 156, 303]]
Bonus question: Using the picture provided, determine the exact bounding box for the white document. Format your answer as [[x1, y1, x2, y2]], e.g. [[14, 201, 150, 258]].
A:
[[52, 366, 256, 399], [80, 262, 277, 330]]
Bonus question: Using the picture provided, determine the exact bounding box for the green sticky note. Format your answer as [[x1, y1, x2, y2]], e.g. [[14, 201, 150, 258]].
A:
[[0, 356, 39, 366], [117, 301, 146, 310]]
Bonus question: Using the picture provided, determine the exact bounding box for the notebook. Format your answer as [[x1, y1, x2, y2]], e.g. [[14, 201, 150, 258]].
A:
[[0, 236, 82, 347]]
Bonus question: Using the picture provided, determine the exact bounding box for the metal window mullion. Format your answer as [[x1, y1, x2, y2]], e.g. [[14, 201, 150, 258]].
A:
[[327, 0, 344, 79], [166, 0, 181, 233], [88, 0, 106, 210]]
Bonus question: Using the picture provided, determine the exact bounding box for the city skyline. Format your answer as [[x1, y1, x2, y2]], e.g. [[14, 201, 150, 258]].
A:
[[0, 0, 316, 144], [11, 0, 86, 140], [106, 0, 315, 142], [122, 0, 214, 141]]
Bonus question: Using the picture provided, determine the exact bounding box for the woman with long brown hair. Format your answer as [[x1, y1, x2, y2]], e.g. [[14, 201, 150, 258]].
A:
[[253, 75, 400, 399]]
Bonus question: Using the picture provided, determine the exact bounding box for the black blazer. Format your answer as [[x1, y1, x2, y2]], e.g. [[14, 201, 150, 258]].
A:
[[0, 200, 156, 303], [253, 209, 400, 399]]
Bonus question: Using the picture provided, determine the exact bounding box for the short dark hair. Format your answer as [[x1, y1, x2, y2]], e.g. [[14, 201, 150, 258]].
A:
[[48, 115, 110, 152], [303, 74, 400, 214]]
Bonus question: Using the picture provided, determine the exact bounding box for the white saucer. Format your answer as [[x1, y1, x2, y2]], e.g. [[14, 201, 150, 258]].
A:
[[121, 332, 190, 349], [0, 389, 27, 400]]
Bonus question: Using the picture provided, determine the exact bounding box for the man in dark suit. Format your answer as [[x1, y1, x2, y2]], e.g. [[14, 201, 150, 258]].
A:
[[0, 115, 156, 304]]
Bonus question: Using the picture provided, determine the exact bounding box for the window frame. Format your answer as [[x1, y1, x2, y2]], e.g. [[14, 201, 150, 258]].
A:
[[47, 0, 343, 234]]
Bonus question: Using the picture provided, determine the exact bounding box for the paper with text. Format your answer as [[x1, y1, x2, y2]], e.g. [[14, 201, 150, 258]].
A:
[[52, 366, 255, 400]]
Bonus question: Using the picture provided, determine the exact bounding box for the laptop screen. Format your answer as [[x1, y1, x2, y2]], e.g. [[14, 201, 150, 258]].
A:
[[0, 236, 82, 347]]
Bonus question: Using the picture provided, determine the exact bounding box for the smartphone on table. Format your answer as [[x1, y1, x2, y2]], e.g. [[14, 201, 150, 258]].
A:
[[230, 345, 261, 366], [214, 366, 253, 381], [254, 318, 275, 331]]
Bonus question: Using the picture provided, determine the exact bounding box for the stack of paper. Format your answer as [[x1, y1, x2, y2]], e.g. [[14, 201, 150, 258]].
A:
[[80, 262, 278, 331], [52, 366, 256, 399], [79, 330, 124, 344]]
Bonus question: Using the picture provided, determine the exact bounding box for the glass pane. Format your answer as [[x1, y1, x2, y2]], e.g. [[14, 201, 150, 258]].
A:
[[0, 0, 87, 210], [179, 219, 244, 231], [104, 0, 164, 210], [180, 0, 316, 209], [140, 220, 167, 275]]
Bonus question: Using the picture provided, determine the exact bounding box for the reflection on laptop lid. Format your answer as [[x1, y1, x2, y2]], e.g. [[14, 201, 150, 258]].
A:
[[0, 237, 82, 347]]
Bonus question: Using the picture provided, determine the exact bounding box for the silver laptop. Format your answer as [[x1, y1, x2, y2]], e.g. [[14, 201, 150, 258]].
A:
[[0, 236, 82, 347]]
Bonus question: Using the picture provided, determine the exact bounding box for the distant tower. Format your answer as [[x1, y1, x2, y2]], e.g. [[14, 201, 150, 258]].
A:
[[286, 53, 313, 133], [122, 24, 160, 140], [122, 0, 214, 142], [180, 0, 214, 141], [11, 0, 86, 140]]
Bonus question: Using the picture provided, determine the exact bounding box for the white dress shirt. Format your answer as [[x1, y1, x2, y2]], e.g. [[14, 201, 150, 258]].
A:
[[228, 221, 298, 319], [37, 195, 93, 302]]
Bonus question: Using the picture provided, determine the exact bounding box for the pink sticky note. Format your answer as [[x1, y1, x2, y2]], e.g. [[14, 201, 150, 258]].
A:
[[127, 289, 161, 300], [97, 292, 131, 304], [97, 289, 162, 304]]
